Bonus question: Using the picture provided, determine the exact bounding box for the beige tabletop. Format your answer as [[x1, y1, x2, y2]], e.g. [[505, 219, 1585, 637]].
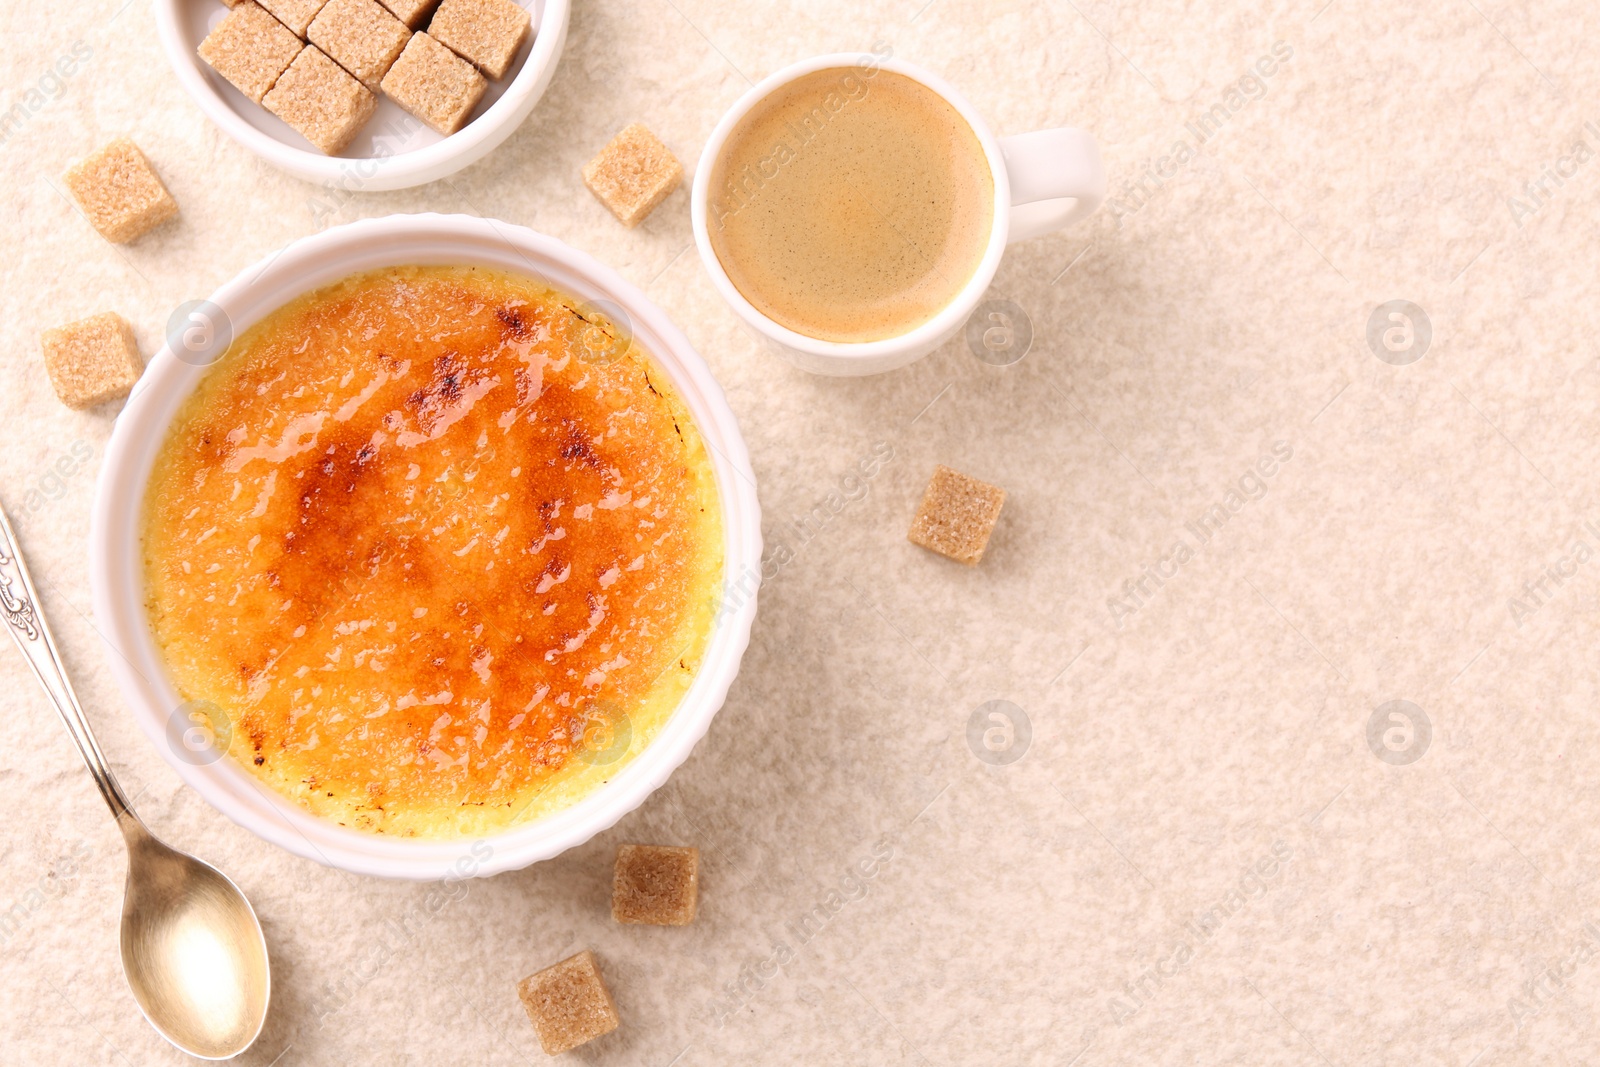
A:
[[3, 0, 1598, 1063]]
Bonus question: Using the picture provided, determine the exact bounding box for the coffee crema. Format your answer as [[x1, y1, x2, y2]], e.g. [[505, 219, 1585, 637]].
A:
[[707, 66, 995, 344]]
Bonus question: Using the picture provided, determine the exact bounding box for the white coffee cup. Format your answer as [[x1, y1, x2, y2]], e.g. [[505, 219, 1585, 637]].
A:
[[691, 52, 1105, 377]]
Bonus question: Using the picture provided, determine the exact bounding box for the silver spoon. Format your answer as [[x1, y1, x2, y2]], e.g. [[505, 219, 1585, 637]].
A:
[[0, 504, 270, 1059]]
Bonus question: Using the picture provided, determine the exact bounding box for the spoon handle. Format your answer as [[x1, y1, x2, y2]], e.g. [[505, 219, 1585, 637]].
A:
[[0, 504, 132, 822]]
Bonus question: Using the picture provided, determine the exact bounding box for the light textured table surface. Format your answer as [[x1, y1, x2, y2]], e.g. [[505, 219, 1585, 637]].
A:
[[3, 0, 1599, 1063]]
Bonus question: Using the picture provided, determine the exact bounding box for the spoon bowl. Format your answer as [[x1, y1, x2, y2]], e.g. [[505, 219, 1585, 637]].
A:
[[120, 821, 270, 1059]]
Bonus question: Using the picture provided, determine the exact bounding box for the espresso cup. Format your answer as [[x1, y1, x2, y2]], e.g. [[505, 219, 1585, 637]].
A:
[[691, 52, 1104, 377]]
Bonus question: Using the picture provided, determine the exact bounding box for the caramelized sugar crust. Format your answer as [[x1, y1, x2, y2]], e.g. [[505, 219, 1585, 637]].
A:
[[143, 266, 723, 838]]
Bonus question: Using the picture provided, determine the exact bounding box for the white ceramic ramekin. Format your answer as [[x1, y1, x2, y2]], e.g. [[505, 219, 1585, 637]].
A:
[[156, 0, 569, 190], [89, 214, 761, 880]]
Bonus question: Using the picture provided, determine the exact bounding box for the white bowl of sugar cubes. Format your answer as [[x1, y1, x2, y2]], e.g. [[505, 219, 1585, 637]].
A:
[[157, 0, 568, 190]]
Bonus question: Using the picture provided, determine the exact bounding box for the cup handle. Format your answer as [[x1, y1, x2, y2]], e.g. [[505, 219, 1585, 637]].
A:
[[1000, 128, 1106, 243]]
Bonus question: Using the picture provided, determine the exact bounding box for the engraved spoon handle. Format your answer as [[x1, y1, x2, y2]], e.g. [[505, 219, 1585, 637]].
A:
[[0, 504, 132, 822]]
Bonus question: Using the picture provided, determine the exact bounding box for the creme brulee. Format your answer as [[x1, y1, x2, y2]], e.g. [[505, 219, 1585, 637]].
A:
[[142, 266, 723, 839]]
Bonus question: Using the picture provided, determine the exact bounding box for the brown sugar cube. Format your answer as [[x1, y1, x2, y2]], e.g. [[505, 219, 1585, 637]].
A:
[[516, 950, 620, 1056], [377, 0, 438, 28], [40, 313, 144, 410], [612, 844, 698, 926], [380, 32, 485, 135], [258, 0, 329, 35], [907, 464, 1006, 565], [582, 124, 683, 228], [197, 2, 302, 103], [307, 0, 411, 89], [428, 0, 530, 79], [62, 139, 180, 244], [263, 47, 377, 155]]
